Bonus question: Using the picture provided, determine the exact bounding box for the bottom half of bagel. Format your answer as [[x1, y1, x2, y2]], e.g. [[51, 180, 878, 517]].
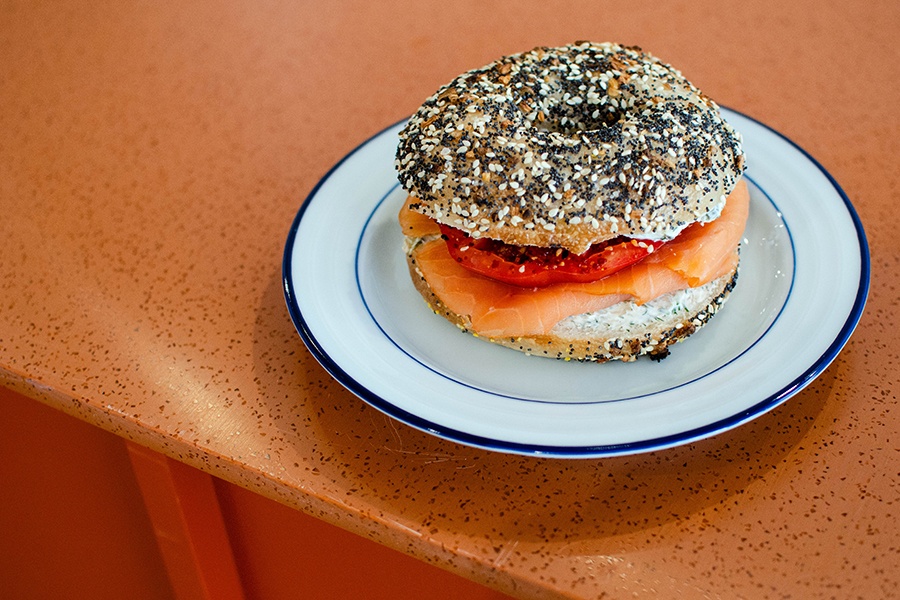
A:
[[404, 241, 737, 362]]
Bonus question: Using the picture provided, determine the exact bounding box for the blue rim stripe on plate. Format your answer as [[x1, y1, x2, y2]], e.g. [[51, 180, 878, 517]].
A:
[[282, 108, 870, 457], [353, 174, 796, 406]]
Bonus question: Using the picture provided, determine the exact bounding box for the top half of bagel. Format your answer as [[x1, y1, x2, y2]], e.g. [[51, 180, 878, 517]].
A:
[[395, 42, 745, 254]]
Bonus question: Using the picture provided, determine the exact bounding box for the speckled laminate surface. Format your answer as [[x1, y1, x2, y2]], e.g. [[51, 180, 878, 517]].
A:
[[1, 1, 898, 598]]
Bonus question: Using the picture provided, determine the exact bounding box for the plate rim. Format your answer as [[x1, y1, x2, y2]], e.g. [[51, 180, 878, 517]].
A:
[[282, 108, 871, 457]]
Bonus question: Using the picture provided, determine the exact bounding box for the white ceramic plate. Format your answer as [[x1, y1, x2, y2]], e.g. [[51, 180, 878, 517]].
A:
[[283, 109, 869, 457]]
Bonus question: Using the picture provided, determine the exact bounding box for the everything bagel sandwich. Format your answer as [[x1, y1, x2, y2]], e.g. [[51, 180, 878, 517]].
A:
[[395, 42, 747, 362]]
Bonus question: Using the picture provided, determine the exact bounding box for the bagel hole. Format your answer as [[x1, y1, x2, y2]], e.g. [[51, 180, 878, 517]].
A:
[[530, 101, 624, 136]]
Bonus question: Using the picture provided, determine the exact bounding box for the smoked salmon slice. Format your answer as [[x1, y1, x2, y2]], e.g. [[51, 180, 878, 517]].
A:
[[644, 180, 749, 286], [399, 197, 441, 237], [404, 180, 749, 338]]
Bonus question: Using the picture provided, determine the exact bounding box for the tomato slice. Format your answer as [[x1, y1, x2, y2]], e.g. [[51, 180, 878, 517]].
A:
[[439, 224, 664, 288]]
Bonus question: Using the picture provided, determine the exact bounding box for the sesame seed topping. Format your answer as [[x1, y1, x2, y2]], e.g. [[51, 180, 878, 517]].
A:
[[396, 41, 746, 252]]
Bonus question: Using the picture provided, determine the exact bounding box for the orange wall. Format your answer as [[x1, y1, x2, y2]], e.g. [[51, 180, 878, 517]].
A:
[[0, 387, 175, 600]]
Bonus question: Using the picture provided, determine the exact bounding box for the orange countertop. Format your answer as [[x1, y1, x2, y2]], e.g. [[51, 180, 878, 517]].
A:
[[2, 1, 898, 598]]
